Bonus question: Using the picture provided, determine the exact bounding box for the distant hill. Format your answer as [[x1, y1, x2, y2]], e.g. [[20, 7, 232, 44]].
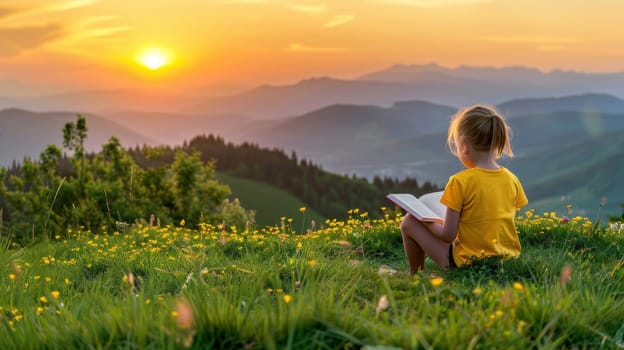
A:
[[242, 94, 624, 177], [1, 89, 193, 114], [0, 108, 158, 165], [3, 83, 624, 219], [0, 84, 256, 115], [102, 110, 269, 145], [498, 93, 624, 117], [245, 101, 455, 160], [5, 63, 624, 122], [357, 64, 547, 84], [1, 62, 624, 124], [190, 77, 430, 119], [186, 65, 624, 120], [359, 64, 624, 98], [215, 173, 325, 227], [509, 110, 624, 155], [235, 95, 624, 217], [512, 130, 624, 216]]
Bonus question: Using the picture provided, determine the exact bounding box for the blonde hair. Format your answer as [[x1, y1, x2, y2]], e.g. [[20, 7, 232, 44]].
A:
[[447, 104, 513, 158]]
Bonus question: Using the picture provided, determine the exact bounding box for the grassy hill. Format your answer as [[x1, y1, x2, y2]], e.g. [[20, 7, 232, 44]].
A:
[[216, 173, 326, 228], [1, 207, 623, 348], [513, 131, 624, 217]]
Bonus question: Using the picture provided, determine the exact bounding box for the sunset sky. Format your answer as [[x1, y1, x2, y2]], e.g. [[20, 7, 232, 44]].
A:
[[1, 0, 623, 94]]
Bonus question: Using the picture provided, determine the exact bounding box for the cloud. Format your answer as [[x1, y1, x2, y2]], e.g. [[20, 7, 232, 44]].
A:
[[76, 15, 121, 27], [536, 45, 566, 52], [323, 14, 355, 28], [377, 0, 490, 6], [0, 23, 66, 56], [0, 7, 20, 19], [476, 35, 583, 53], [288, 43, 350, 53], [70, 16, 131, 39], [1, 1, 98, 22], [223, 0, 267, 3], [80, 25, 132, 39], [43, 0, 99, 12], [288, 4, 328, 14], [479, 36, 581, 48], [479, 35, 582, 44]]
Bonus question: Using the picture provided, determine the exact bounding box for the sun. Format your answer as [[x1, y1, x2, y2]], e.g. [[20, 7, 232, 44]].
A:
[[137, 48, 171, 70]]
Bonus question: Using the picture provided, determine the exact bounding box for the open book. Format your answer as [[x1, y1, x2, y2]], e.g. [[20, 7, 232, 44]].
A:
[[386, 191, 446, 224]]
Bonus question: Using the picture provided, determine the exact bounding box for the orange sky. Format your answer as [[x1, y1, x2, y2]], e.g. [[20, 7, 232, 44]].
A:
[[1, 0, 624, 93]]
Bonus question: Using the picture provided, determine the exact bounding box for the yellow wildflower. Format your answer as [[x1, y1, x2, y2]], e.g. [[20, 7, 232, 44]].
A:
[[299, 207, 306, 214], [283, 294, 292, 304], [430, 277, 444, 287]]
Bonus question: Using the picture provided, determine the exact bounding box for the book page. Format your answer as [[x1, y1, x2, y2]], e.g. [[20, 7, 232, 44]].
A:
[[418, 191, 446, 219], [386, 193, 443, 223]]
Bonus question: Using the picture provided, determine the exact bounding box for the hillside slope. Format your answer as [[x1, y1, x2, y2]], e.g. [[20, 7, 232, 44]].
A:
[[512, 130, 624, 216], [216, 173, 325, 227]]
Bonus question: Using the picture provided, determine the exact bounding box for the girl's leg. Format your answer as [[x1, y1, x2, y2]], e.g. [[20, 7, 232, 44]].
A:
[[400, 216, 425, 273], [400, 215, 451, 273]]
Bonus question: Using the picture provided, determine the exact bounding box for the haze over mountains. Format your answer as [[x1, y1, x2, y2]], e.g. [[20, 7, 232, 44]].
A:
[[2, 63, 624, 216], [0, 109, 158, 165], [190, 64, 624, 119]]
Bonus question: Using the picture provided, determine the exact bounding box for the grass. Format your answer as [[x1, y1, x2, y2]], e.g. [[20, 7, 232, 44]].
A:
[[215, 172, 326, 227], [1, 208, 624, 349]]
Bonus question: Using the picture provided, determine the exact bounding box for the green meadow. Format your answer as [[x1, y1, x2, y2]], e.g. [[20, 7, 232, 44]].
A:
[[2, 209, 624, 349], [215, 172, 326, 227]]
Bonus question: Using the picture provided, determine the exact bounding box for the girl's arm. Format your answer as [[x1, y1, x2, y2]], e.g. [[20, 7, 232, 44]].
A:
[[423, 208, 460, 243]]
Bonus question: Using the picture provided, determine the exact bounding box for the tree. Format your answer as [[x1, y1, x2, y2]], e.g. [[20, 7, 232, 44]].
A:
[[169, 151, 231, 226], [63, 115, 88, 196]]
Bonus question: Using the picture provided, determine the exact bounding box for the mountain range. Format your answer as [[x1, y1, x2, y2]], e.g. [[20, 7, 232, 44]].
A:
[[4, 63, 624, 118], [186, 65, 624, 119], [2, 63, 624, 217]]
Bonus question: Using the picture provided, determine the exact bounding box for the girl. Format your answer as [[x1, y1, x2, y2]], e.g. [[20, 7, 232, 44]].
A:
[[400, 104, 528, 273]]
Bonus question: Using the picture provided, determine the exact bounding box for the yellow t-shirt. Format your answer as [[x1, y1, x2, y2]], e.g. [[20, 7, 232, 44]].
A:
[[440, 167, 528, 267]]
